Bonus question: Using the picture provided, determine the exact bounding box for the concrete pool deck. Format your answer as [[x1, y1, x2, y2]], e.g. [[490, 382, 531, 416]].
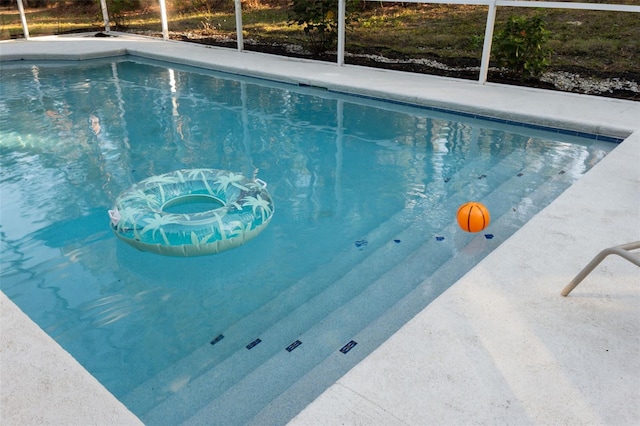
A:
[[1, 34, 638, 425]]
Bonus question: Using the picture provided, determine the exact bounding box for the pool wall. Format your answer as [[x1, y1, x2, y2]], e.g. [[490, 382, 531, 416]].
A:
[[1, 33, 638, 425]]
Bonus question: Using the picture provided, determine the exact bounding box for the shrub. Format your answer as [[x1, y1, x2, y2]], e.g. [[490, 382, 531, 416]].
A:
[[107, 0, 143, 29], [493, 15, 551, 80], [288, 0, 358, 56]]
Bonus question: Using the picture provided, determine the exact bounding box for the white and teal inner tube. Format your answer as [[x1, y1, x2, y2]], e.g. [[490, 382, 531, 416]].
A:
[[108, 169, 274, 257]]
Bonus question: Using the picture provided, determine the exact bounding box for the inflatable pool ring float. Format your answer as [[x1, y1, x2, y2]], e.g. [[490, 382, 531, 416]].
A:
[[108, 169, 274, 256]]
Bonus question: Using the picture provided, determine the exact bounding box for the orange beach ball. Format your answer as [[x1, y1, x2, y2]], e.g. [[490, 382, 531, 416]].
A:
[[457, 202, 490, 233]]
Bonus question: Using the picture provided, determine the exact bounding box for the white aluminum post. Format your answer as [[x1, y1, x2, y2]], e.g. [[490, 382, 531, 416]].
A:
[[100, 0, 110, 33], [478, 0, 497, 84], [159, 0, 169, 40], [235, 0, 244, 51], [17, 0, 30, 40], [337, 0, 346, 65]]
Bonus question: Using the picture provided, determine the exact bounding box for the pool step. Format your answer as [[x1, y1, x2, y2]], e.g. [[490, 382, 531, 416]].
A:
[[190, 164, 576, 425], [124, 149, 577, 422], [138, 160, 564, 424], [120, 202, 427, 414], [141, 223, 460, 425], [120, 148, 524, 414], [174, 163, 579, 425], [123, 205, 440, 416], [250, 225, 508, 425], [180, 213, 513, 425]]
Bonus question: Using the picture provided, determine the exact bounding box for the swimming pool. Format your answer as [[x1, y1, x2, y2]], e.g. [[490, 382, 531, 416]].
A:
[[0, 57, 618, 425]]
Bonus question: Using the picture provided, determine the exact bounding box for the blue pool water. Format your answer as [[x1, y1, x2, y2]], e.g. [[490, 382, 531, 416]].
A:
[[0, 57, 617, 424]]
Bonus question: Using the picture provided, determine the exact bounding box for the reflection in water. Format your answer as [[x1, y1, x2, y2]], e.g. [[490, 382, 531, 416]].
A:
[[0, 58, 614, 423], [89, 114, 101, 135]]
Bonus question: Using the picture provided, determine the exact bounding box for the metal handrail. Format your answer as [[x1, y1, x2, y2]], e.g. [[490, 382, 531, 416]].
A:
[[561, 241, 640, 297]]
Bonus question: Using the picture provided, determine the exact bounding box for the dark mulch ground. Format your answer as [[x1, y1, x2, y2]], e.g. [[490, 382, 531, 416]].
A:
[[175, 35, 639, 102]]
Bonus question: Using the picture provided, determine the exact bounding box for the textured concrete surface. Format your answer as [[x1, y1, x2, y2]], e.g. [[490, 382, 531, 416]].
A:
[[1, 33, 639, 425], [1, 293, 143, 425]]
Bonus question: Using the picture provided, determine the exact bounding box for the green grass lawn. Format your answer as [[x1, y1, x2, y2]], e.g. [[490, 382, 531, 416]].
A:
[[2, 2, 638, 78]]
